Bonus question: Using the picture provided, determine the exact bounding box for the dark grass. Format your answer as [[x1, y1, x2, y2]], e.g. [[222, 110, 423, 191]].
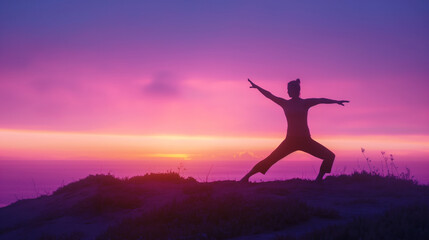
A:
[[53, 174, 122, 195], [37, 232, 84, 240], [5, 171, 428, 240], [92, 172, 426, 240], [53, 172, 197, 196], [67, 189, 142, 216], [275, 203, 429, 240], [51, 173, 198, 215], [127, 172, 197, 184], [325, 170, 418, 186], [98, 194, 339, 240]]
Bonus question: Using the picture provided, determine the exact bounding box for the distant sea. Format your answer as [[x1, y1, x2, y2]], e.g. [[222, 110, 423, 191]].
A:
[[1, 159, 428, 207]]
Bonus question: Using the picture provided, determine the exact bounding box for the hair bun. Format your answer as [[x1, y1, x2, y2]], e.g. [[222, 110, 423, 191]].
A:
[[296, 78, 300, 84]]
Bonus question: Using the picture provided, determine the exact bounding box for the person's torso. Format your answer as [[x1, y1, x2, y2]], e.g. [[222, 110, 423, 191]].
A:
[[282, 99, 311, 137]]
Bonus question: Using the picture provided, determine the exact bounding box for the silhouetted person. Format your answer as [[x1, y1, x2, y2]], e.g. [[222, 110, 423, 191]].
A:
[[241, 78, 349, 182]]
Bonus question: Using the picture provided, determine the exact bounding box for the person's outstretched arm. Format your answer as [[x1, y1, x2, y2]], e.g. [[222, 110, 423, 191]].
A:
[[248, 79, 284, 105], [305, 98, 349, 108]]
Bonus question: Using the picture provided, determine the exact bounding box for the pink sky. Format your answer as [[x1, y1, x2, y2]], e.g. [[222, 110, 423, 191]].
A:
[[0, 1, 428, 162]]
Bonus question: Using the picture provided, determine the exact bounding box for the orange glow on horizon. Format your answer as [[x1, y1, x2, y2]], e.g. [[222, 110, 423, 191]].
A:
[[0, 128, 428, 161], [144, 153, 192, 160]]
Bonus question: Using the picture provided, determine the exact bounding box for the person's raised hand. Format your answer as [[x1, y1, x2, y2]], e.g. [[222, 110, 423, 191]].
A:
[[248, 78, 258, 88], [337, 100, 350, 106]]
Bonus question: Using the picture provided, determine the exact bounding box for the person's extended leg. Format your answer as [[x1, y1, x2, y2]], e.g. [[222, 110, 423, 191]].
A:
[[240, 139, 295, 182], [300, 138, 335, 182]]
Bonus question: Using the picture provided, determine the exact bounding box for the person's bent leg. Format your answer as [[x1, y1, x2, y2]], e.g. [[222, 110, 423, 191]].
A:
[[300, 138, 335, 182], [240, 139, 295, 182]]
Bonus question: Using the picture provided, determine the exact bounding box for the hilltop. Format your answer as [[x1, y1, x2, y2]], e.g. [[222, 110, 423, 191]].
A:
[[1, 172, 429, 240]]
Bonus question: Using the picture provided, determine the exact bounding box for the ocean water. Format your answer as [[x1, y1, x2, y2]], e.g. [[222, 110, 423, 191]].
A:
[[1, 159, 428, 207]]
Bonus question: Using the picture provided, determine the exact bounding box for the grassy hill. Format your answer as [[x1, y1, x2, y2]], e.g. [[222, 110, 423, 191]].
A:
[[0, 172, 428, 240]]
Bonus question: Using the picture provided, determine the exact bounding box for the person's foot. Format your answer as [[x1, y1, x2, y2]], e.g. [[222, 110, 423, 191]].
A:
[[239, 176, 249, 183], [239, 173, 251, 183], [315, 172, 325, 182]]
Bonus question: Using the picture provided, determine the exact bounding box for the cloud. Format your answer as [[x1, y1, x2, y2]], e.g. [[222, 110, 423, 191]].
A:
[[142, 71, 183, 97], [233, 151, 260, 160]]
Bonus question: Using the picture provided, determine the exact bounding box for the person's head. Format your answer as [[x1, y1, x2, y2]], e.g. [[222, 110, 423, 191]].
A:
[[287, 78, 301, 98]]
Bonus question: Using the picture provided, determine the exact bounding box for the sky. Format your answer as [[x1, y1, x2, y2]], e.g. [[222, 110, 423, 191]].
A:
[[1, 1, 429, 162]]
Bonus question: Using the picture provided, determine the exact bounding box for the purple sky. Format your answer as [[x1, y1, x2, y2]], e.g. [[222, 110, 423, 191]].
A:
[[0, 1, 428, 141]]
